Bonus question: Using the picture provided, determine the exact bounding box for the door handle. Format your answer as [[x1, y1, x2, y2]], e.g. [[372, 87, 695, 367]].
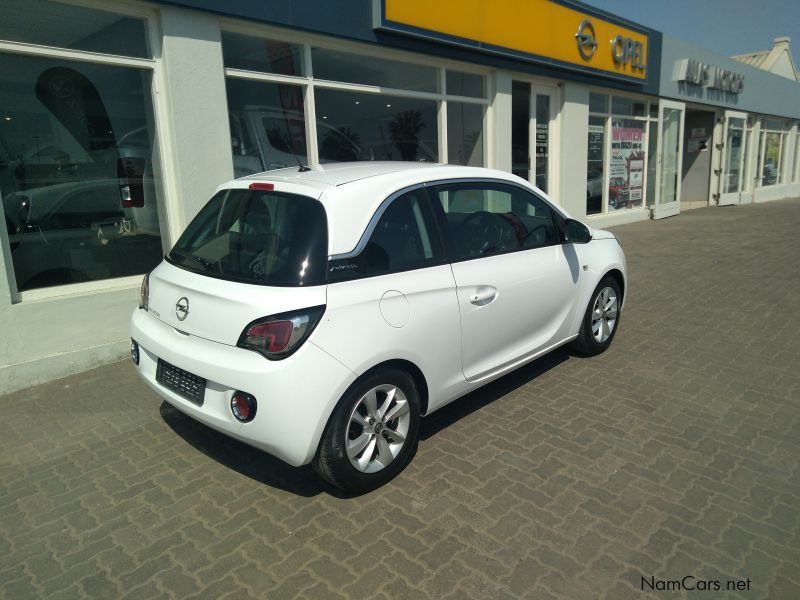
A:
[[469, 286, 497, 306]]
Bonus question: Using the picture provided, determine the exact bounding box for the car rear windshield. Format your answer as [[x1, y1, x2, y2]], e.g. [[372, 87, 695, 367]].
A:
[[168, 188, 327, 286]]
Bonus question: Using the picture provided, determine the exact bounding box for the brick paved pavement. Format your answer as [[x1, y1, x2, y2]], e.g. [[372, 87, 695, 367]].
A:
[[2, 199, 800, 599]]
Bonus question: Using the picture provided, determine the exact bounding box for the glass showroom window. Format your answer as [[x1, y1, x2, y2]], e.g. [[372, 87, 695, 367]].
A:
[[793, 132, 800, 182], [587, 92, 652, 215], [221, 31, 488, 174], [314, 89, 437, 162], [0, 0, 164, 294], [758, 119, 786, 186]]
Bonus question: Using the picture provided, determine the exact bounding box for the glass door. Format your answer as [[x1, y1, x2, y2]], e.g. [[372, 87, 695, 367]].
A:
[[653, 100, 685, 219], [511, 80, 554, 194], [718, 111, 747, 206]]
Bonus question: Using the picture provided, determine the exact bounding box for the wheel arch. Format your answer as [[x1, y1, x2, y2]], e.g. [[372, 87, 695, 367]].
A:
[[356, 359, 430, 417], [604, 268, 625, 304]]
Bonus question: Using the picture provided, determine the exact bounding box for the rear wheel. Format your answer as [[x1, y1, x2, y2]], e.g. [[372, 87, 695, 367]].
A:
[[314, 368, 420, 493], [571, 276, 621, 356]]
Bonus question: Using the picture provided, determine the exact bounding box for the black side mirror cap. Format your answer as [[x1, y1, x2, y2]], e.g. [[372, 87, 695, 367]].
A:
[[563, 218, 592, 244]]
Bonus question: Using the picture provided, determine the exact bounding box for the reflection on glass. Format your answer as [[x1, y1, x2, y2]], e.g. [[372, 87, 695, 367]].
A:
[[535, 95, 549, 193], [222, 32, 304, 76], [645, 121, 657, 208], [314, 89, 438, 163], [447, 103, 484, 166], [446, 71, 485, 98], [0, 55, 164, 292], [761, 132, 781, 186], [586, 116, 605, 215], [511, 81, 530, 181], [226, 79, 309, 175], [793, 134, 800, 182], [311, 48, 437, 92], [723, 118, 744, 194], [0, 0, 149, 57], [610, 118, 646, 210], [659, 109, 680, 205], [589, 93, 608, 114]]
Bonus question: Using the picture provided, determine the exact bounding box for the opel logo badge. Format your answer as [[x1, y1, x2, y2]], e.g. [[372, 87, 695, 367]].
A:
[[575, 19, 597, 61], [175, 297, 189, 321]]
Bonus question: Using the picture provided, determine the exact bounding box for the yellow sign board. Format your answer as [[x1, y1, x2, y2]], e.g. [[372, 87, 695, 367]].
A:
[[378, 0, 648, 81]]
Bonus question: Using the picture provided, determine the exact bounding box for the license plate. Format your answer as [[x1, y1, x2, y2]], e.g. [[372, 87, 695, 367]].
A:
[[156, 358, 206, 406]]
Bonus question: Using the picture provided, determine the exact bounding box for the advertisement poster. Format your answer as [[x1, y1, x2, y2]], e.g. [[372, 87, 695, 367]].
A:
[[610, 119, 645, 210]]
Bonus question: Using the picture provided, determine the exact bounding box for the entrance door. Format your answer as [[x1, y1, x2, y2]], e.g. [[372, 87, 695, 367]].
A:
[[718, 111, 747, 206], [511, 81, 555, 194], [653, 100, 685, 219]]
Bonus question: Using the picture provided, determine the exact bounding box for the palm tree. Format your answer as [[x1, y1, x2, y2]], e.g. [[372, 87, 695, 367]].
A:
[[389, 110, 425, 161]]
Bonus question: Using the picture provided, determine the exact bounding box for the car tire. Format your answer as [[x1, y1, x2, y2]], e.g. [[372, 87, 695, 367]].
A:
[[571, 276, 622, 356], [313, 368, 420, 493]]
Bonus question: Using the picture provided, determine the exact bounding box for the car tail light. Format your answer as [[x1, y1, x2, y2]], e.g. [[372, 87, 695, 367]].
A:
[[231, 391, 257, 422], [249, 182, 274, 191], [139, 273, 150, 310], [237, 305, 325, 360]]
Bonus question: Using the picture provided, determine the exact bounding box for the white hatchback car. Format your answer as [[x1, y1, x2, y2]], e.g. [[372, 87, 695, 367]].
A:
[[130, 162, 626, 492]]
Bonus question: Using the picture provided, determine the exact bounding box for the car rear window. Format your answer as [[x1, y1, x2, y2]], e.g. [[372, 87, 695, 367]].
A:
[[168, 188, 327, 286]]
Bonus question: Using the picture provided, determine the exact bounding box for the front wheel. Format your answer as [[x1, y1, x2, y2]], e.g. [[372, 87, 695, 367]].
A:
[[313, 368, 420, 493], [571, 276, 622, 356]]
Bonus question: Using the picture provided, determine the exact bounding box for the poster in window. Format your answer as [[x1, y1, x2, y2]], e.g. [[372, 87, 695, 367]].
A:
[[609, 119, 645, 210]]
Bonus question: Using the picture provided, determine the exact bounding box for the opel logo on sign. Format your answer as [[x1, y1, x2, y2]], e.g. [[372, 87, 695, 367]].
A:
[[175, 297, 189, 321], [575, 19, 597, 61]]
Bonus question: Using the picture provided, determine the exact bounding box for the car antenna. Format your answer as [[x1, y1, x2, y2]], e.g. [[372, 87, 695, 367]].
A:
[[287, 139, 311, 172]]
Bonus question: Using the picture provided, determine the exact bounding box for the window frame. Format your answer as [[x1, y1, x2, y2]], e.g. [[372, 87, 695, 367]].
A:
[[0, 0, 168, 304], [327, 184, 447, 283], [587, 90, 656, 217], [219, 19, 491, 170], [424, 178, 566, 265]]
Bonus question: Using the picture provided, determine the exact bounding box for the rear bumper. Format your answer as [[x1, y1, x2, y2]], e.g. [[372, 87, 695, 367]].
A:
[[130, 308, 356, 466]]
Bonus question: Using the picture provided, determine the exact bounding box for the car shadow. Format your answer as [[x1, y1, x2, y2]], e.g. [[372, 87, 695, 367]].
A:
[[159, 347, 573, 498], [419, 347, 571, 440]]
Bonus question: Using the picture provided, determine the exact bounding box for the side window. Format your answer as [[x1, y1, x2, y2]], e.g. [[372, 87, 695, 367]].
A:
[[329, 188, 441, 281], [432, 182, 560, 260]]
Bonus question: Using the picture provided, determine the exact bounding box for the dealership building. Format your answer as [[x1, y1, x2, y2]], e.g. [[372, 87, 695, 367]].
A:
[[1, 0, 799, 392]]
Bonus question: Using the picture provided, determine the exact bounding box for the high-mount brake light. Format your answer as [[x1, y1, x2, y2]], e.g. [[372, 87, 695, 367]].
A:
[[237, 305, 325, 360], [249, 182, 275, 191]]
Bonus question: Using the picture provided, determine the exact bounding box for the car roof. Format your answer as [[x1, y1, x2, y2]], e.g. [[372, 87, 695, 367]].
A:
[[221, 162, 558, 256], [238, 161, 444, 187]]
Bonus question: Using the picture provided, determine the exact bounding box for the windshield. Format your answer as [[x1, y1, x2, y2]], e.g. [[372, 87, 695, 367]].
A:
[[168, 188, 327, 286]]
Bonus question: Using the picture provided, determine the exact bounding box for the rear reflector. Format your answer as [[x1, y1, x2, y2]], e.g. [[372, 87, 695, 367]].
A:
[[130, 339, 140, 365], [249, 182, 275, 191], [231, 391, 257, 422]]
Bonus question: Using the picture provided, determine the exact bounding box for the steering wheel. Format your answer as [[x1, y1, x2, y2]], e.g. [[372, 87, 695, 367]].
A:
[[461, 211, 516, 255], [522, 223, 549, 247]]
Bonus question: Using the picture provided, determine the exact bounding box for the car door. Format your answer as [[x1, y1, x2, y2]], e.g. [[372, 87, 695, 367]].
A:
[[428, 180, 581, 382], [314, 185, 464, 407]]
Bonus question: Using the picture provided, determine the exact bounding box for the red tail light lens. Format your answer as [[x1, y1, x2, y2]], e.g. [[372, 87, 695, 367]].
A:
[[244, 320, 293, 353], [249, 182, 275, 191], [237, 305, 325, 360]]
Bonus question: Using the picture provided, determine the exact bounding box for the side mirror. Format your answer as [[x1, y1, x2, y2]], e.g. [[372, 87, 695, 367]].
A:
[[563, 218, 592, 244]]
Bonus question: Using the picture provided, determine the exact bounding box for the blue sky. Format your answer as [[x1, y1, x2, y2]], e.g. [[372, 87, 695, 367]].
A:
[[583, 0, 800, 68]]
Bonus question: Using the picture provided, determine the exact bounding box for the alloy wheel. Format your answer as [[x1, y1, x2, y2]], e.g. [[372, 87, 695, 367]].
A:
[[591, 286, 618, 343], [346, 384, 411, 473]]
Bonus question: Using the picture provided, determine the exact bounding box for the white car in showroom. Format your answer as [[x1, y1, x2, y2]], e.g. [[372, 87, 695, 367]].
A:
[[130, 162, 626, 492]]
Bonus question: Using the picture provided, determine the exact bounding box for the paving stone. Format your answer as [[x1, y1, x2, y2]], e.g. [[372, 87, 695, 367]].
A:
[[3, 199, 800, 599]]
